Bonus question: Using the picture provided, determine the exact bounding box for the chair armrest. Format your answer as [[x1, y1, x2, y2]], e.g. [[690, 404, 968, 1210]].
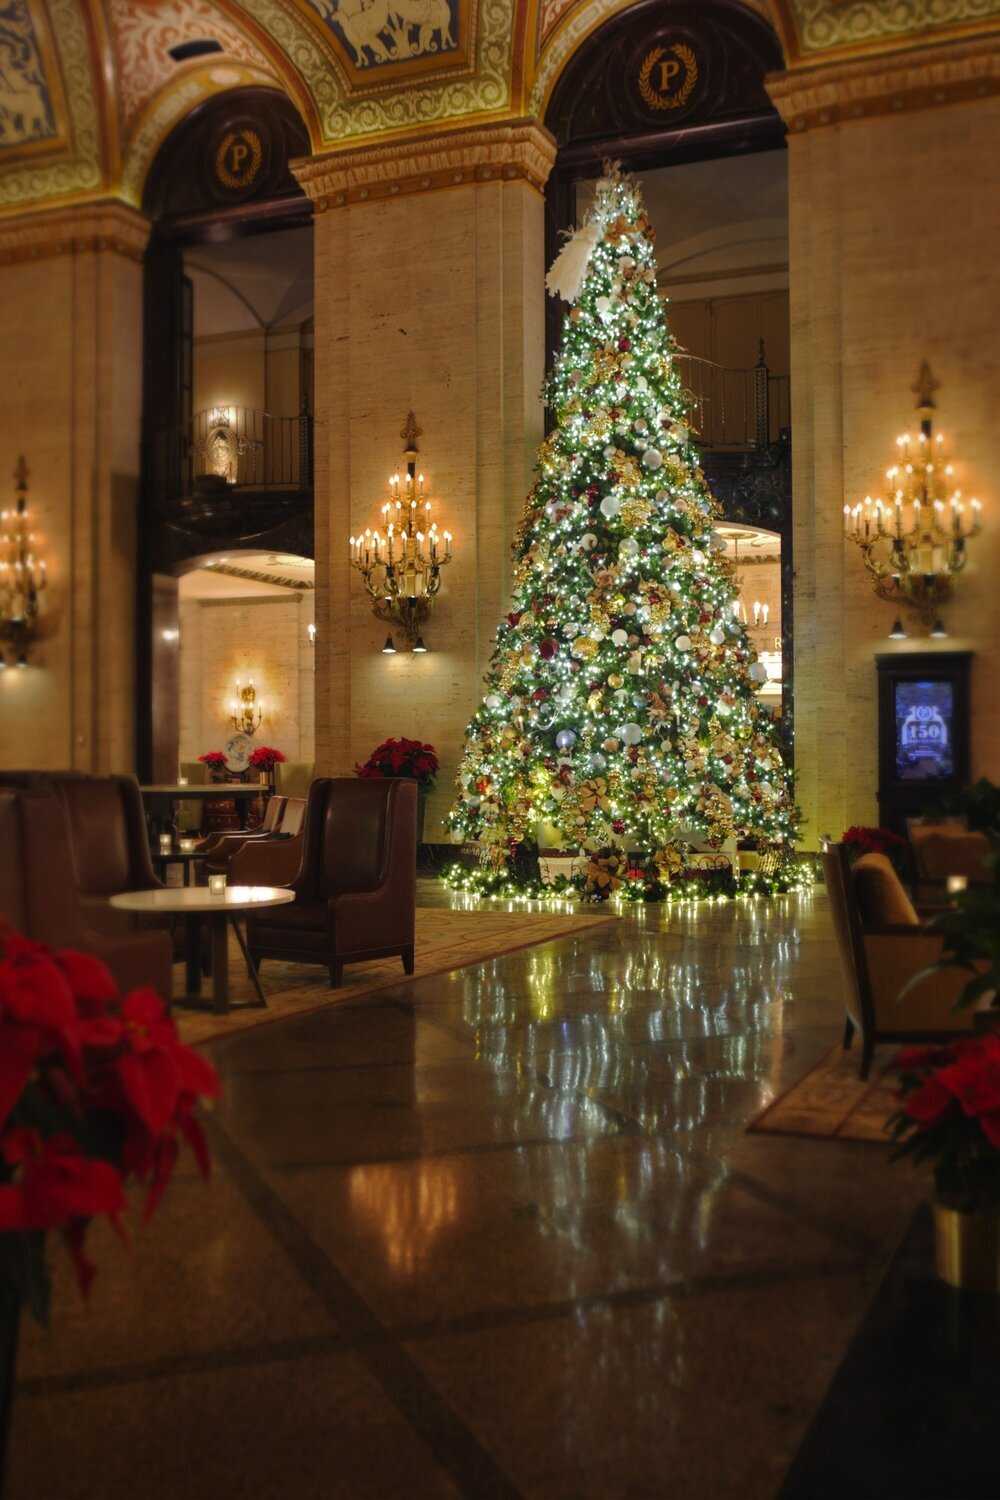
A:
[[863, 930, 989, 1031], [231, 834, 304, 887]]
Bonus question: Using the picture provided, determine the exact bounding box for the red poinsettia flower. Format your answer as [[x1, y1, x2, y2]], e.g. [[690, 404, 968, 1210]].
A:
[[0, 938, 87, 1121], [0, 1129, 124, 1233], [108, 988, 220, 1139], [198, 751, 227, 767]]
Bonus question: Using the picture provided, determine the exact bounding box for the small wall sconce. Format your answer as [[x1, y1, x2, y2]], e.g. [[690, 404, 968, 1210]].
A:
[[350, 412, 453, 651], [231, 679, 263, 734], [844, 363, 983, 631], [0, 457, 47, 668]]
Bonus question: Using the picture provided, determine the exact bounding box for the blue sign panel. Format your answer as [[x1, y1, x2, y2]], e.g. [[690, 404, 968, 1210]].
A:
[[894, 680, 954, 781]]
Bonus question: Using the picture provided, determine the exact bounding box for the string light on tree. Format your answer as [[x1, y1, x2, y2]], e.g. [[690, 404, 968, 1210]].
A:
[[447, 166, 798, 887]]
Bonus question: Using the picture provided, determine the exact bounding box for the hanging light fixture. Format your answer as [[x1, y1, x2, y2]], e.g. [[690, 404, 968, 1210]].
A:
[[0, 457, 47, 668], [888, 618, 908, 640], [844, 364, 983, 630], [350, 413, 453, 650], [381, 635, 397, 655]]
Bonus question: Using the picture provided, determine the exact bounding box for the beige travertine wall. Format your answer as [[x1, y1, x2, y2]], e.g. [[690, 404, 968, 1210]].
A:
[[303, 127, 553, 838], [178, 592, 315, 765], [193, 326, 308, 418], [0, 204, 148, 773], [775, 78, 1000, 847]]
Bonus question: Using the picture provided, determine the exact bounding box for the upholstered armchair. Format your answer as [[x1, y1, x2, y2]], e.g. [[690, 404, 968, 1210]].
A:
[[0, 786, 172, 1000], [197, 794, 286, 875], [229, 797, 307, 886], [906, 817, 992, 905], [245, 778, 416, 987], [824, 842, 979, 1079], [274, 761, 314, 799]]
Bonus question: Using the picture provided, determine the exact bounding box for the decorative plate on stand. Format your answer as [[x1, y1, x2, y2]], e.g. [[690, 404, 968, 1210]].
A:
[[224, 732, 254, 773]]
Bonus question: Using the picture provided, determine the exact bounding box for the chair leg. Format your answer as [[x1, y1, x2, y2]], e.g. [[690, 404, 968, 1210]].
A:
[[401, 945, 415, 976], [329, 961, 343, 989], [843, 1016, 855, 1051], [859, 1035, 875, 1081]]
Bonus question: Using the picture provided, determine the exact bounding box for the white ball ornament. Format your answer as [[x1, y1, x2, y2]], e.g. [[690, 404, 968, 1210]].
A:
[[709, 533, 728, 552], [675, 634, 692, 652], [642, 449, 663, 471], [600, 496, 621, 520], [636, 376, 649, 392], [603, 445, 617, 460], [590, 626, 605, 642], [669, 422, 689, 443], [485, 694, 502, 710], [749, 661, 768, 683], [591, 753, 607, 772], [581, 532, 598, 549], [619, 538, 639, 558], [555, 729, 577, 751], [611, 628, 629, 647], [709, 625, 726, 646], [621, 723, 643, 746], [595, 296, 613, 320], [655, 489, 669, 504]]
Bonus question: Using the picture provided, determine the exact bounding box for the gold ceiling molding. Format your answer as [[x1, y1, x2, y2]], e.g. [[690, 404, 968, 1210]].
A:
[[118, 61, 277, 206], [0, 0, 102, 213], [767, 30, 1000, 129], [790, 0, 1000, 59], [0, 197, 150, 265], [291, 115, 556, 207], [528, 0, 786, 112]]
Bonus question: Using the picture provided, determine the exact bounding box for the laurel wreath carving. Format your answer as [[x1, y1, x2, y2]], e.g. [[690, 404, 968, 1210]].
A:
[[638, 43, 698, 112], [215, 128, 263, 190]]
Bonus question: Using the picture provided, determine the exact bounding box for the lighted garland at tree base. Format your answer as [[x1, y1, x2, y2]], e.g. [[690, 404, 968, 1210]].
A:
[[442, 850, 814, 904]]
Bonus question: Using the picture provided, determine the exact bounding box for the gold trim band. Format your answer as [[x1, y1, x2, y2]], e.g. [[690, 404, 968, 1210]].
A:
[[767, 32, 1000, 132], [0, 201, 151, 267], [292, 117, 557, 209]]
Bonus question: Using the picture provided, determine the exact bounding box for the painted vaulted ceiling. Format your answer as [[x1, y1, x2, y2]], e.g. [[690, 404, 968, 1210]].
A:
[[0, 0, 997, 215]]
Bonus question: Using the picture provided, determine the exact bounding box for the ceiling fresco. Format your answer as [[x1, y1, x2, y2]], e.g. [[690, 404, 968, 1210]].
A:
[[0, 0, 996, 218]]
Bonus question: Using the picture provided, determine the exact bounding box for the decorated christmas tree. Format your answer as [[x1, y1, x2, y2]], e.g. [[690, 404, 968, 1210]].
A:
[[449, 167, 798, 891]]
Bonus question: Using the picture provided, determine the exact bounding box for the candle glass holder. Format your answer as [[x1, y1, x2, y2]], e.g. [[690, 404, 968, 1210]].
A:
[[158, 834, 172, 854], [208, 873, 227, 895], [178, 837, 197, 854]]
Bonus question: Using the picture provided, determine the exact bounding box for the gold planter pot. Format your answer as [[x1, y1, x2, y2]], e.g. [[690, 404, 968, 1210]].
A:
[[933, 1202, 1000, 1292]]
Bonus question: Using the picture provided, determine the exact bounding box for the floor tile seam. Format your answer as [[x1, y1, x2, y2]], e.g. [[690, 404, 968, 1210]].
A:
[[725, 1169, 884, 1259], [204, 1113, 524, 1500], [14, 1256, 869, 1401]]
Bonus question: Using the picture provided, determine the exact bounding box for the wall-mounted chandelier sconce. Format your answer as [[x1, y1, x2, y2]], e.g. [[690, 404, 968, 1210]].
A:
[[231, 679, 263, 735], [349, 412, 453, 651], [844, 363, 983, 632], [0, 457, 47, 669]]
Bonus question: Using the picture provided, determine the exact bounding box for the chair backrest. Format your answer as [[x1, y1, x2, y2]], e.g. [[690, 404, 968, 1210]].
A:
[[298, 778, 415, 899], [0, 786, 85, 946], [278, 796, 306, 837], [5, 772, 160, 898], [822, 842, 872, 1038], [851, 852, 920, 927], [907, 819, 991, 883], [262, 795, 286, 834], [275, 761, 314, 799]]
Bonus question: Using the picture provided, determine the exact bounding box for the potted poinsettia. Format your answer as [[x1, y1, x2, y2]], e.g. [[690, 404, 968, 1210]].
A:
[[197, 750, 228, 784], [0, 927, 219, 1463], [889, 1036, 1000, 1291], [355, 738, 438, 844], [841, 825, 908, 879]]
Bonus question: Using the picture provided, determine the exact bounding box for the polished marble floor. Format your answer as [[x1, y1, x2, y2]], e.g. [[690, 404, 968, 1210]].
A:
[[9, 884, 925, 1499]]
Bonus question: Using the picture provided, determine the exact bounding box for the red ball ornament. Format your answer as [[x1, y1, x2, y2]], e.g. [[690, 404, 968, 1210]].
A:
[[618, 338, 631, 352], [531, 687, 549, 702], [539, 638, 559, 660], [507, 610, 522, 627]]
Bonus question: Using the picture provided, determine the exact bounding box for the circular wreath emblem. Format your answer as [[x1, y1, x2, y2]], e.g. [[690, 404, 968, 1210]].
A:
[[214, 127, 263, 192], [638, 43, 698, 113]]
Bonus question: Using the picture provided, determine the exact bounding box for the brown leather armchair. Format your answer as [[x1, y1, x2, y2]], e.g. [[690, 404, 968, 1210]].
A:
[[824, 842, 978, 1079], [197, 795, 286, 876], [229, 797, 307, 886], [0, 786, 172, 1000], [245, 778, 416, 987]]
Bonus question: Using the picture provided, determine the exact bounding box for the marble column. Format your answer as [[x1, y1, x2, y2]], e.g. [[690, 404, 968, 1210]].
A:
[[294, 119, 556, 838], [768, 37, 1000, 847], [0, 201, 149, 773]]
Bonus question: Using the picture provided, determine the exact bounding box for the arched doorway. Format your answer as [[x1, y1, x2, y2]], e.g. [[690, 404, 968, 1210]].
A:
[[543, 0, 794, 753], [138, 88, 314, 781]]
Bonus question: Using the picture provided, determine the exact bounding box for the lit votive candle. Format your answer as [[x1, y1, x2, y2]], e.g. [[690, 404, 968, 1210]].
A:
[[946, 875, 968, 896], [158, 834, 172, 854], [179, 837, 197, 854], [177, 775, 189, 786], [208, 873, 227, 895]]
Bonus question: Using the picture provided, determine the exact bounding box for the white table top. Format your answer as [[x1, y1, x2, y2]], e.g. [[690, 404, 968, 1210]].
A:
[[140, 784, 263, 797], [110, 885, 295, 915]]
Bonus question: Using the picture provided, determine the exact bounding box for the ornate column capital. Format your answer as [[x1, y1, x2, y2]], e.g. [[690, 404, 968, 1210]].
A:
[[767, 32, 1000, 132], [292, 118, 558, 211], [0, 200, 151, 267]]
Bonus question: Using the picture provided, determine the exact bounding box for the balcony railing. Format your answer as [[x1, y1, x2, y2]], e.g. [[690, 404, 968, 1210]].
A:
[[152, 406, 314, 505], [675, 345, 789, 450]]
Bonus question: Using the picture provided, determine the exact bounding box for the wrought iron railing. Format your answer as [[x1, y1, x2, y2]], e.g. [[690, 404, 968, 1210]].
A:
[[154, 406, 314, 499], [675, 345, 789, 450]]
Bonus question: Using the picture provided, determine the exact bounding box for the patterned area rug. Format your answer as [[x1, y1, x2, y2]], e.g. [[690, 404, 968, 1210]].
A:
[[177, 907, 616, 1048], [748, 1045, 900, 1144]]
